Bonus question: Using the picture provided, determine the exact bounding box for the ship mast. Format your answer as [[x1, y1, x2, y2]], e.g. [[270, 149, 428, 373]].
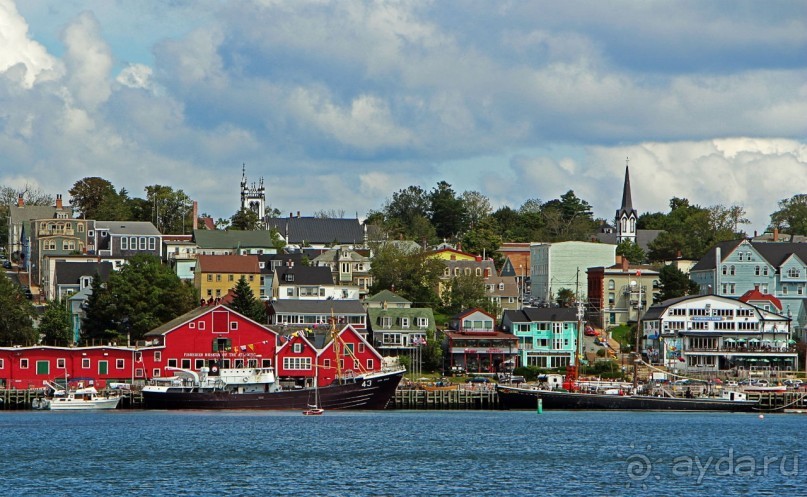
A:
[[331, 308, 341, 383]]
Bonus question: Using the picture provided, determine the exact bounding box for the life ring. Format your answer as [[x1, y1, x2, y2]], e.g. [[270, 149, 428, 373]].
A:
[[211, 366, 219, 373], [243, 377, 249, 383]]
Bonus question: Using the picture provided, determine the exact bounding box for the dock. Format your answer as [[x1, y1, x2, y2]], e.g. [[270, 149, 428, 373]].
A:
[[391, 387, 499, 409]]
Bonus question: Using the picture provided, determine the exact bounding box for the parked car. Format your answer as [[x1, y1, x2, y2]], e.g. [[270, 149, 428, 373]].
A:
[[467, 377, 491, 384], [584, 326, 599, 336], [21, 286, 33, 300], [1, 260, 11, 269]]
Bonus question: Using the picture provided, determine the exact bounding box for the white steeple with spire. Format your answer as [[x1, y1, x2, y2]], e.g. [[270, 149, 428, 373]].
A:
[[615, 157, 638, 244], [240, 164, 266, 225]]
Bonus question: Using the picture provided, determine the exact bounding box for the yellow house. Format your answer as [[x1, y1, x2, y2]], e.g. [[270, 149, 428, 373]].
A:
[[195, 254, 261, 300], [429, 247, 477, 261]]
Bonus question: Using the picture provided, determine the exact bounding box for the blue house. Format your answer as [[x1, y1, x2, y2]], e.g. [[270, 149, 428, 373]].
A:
[[501, 307, 580, 369], [690, 240, 807, 340]]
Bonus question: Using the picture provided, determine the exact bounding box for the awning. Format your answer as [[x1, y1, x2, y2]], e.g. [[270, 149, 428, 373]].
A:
[[723, 338, 736, 343], [748, 338, 760, 343]]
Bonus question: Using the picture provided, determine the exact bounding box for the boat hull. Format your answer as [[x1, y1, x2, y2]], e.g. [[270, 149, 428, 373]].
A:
[[143, 370, 404, 410], [496, 385, 758, 412], [44, 397, 121, 411]]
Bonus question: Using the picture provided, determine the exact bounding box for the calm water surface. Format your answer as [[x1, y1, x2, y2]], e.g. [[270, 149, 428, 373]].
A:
[[0, 410, 803, 496]]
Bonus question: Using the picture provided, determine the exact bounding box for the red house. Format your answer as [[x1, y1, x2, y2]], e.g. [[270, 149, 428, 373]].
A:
[[315, 325, 383, 387]]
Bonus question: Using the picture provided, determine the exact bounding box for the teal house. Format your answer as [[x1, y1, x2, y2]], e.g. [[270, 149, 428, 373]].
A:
[[501, 307, 579, 368]]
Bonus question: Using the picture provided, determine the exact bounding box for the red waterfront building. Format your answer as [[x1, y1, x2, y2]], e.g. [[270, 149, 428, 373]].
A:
[[0, 305, 384, 389]]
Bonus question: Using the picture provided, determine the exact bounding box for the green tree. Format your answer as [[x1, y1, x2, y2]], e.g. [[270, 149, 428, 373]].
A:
[[770, 194, 807, 236], [95, 187, 134, 221], [556, 288, 576, 308], [460, 217, 503, 262], [69, 177, 117, 219], [429, 181, 466, 240], [230, 208, 261, 231], [461, 190, 492, 229], [655, 265, 700, 303], [1, 184, 55, 249], [0, 272, 37, 346], [81, 274, 117, 342], [39, 299, 72, 346], [441, 273, 490, 315], [227, 276, 267, 323], [82, 255, 197, 342], [144, 185, 194, 234], [615, 240, 646, 264], [369, 244, 444, 307], [646, 198, 737, 261]]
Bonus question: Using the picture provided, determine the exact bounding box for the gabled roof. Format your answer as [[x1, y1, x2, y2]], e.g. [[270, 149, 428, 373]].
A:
[[144, 306, 218, 337], [739, 288, 782, 311], [274, 266, 334, 285], [312, 246, 370, 264], [365, 290, 411, 304], [269, 299, 366, 314], [367, 307, 437, 332], [503, 307, 578, 323], [691, 240, 807, 271], [196, 254, 260, 273], [595, 230, 664, 252], [54, 261, 114, 285], [10, 204, 74, 224], [95, 221, 160, 236], [193, 229, 277, 249], [265, 217, 365, 245]]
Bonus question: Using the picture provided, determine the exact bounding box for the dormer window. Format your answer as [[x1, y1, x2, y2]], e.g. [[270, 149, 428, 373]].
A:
[[286, 274, 294, 282]]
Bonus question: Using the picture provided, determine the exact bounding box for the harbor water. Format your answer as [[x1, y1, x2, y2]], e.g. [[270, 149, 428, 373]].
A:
[[1, 410, 803, 496]]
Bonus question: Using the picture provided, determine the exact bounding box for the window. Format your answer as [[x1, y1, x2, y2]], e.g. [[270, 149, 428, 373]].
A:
[[130, 236, 137, 250], [755, 266, 760, 276], [287, 288, 294, 297], [20, 358, 29, 369], [207, 274, 213, 282], [153, 369, 161, 378], [0, 358, 4, 369], [228, 274, 234, 282], [149, 238, 156, 250], [139, 237, 147, 250], [216, 274, 221, 282], [154, 351, 162, 362], [261, 359, 272, 368], [82, 358, 90, 368], [116, 359, 125, 369], [181, 359, 191, 369], [722, 265, 727, 275], [167, 359, 178, 368], [122, 237, 128, 250], [230, 321, 238, 330], [359, 343, 366, 353], [344, 343, 354, 356], [195, 359, 205, 369], [282, 357, 312, 370], [381, 316, 392, 328], [57, 358, 66, 369], [417, 317, 428, 328], [782, 285, 788, 295], [788, 267, 801, 278], [293, 343, 302, 353], [454, 268, 460, 276], [608, 280, 615, 290], [444, 268, 450, 277], [400, 317, 410, 328], [78, 223, 84, 233], [730, 265, 735, 276], [366, 358, 374, 370]]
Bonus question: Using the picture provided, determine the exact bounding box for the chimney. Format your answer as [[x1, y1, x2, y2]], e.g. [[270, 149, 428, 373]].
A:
[[773, 228, 779, 242], [621, 257, 629, 271], [192, 201, 198, 230], [754, 230, 758, 237], [290, 212, 293, 218], [676, 250, 682, 259], [17, 194, 23, 207], [615, 255, 623, 265], [55, 194, 63, 209], [754, 284, 760, 291], [297, 211, 300, 218]]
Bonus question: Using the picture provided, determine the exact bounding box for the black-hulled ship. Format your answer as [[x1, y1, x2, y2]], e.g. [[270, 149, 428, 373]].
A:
[[142, 366, 404, 410], [496, 384, 758, 412]]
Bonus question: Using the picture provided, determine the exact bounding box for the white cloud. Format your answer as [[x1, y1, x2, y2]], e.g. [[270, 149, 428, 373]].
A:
[[0, 0, 61, 87], [61, 11, 112, 110], [116, 63, 154, 90]]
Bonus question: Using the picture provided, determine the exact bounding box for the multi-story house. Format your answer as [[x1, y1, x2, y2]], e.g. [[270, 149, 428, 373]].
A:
[[312, 245, 373, 298], [443, 308, 518, 375], [29, 216, 95, 287], [641, 294, 796, 374], [95, 221, 162, 268], [587, 256, 660, 328], [497, 242, 531, 298], [501, 307, 581, 369], [689, 239, 807, 339], [7, 194, 73, 263], [193, 229, 279, 256], [163, 234, 198, 280], [272, 266, 359, 300], [257, 254, 304, 300], [365, 291, 436, 358], [483, 274, 520, 314], [52, 261, 113, 301], [195, 254, 261, 301], [267, 300, 368, 335], [530, 241, 616, 305]]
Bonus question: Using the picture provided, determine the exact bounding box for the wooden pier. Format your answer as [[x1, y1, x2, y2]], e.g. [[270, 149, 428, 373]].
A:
[[391, 388, 499, 410], [0, 388, 144, 410]]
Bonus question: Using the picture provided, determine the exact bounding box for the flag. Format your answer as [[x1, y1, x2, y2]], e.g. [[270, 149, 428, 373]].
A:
[[240, 345, 247, 351], [247, 344, 255, 351], [636, 270, 642, 276]]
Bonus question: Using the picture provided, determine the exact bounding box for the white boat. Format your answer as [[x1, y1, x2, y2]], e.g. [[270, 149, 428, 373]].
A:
[[33, 382, 121, 411]]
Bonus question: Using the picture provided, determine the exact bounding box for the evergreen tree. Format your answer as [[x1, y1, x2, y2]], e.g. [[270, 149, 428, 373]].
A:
[[369, 244, 444, 307], [616, 240, 646, 264], [655, 265, 700, 303], [441, 273, 490, 315], [82, 273, 118, 342], [429, 181, 466, 240], [39, 299, 72, 346], [228, 276, 267, 323], [230, 208, 261, 230], [0, 272, 37, 346]]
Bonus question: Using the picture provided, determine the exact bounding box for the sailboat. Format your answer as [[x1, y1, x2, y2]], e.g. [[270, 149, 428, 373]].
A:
[[302, 378, 324, 416]]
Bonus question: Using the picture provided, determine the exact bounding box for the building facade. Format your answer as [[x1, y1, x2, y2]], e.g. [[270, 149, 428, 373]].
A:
[[501, 307, 580, 369], [530, 241, 616, 304], [587, 257, 660, 328]]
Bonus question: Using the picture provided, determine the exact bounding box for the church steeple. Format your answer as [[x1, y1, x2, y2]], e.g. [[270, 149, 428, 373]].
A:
[[616, 157, 638, 244], [240, 163, 266, 228]]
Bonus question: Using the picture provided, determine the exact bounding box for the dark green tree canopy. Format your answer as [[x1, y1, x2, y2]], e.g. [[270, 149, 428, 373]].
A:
[[230, 208, 262, 231], [0, 272, 37, 346], [369, 244, 444, 307], [227, 276, 267, 323], [770, 194, 807, 236], [39, 299, 72, 346], [654, 265, 700, 303], [616, 240, 646, 264], [69, 177, 117, 219], [82, 255, 197, 343]]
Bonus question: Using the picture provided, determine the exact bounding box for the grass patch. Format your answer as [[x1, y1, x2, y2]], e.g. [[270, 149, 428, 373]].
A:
[[610, 325, 631, 347]]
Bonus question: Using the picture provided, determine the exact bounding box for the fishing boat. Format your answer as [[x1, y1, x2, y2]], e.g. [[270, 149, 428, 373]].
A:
[[302, 371, 324, 416], [32, 381, 121, 411], [142, 366, 403, 410], [496, 384, 759, 412]]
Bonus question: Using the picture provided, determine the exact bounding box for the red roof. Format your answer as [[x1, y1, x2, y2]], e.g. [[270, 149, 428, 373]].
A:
[[738, 288, 782, 311], [197, 254, 260, 273]]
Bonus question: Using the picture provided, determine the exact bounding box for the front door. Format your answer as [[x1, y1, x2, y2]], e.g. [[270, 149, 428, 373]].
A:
[[98, 360, 108, 375]]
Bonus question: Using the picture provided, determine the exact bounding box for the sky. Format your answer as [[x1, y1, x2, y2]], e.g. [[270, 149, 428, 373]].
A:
[[1, 0, 806, 234]]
